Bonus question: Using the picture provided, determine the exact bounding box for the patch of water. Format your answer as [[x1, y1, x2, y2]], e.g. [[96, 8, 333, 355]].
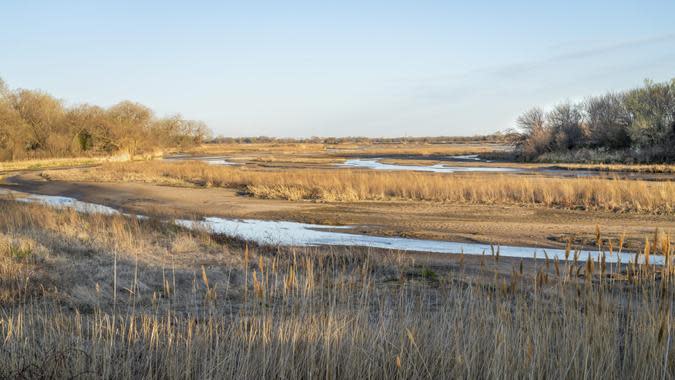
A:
[[178, 217, 659, 265], [164, 156, 235, 166], [0, 189, 663, 265], [12, 192, 120, 215], [204, 159, 234, 166], [338, 159, 521, 173], [450, 154, 490, 162]]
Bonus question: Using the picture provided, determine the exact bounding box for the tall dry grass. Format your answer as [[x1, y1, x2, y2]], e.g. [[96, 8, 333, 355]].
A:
[[0, 157, 104, 173], [185, 142, 328, 156], [0, 200, 673, 378], [47, 161, 675, 213], [548, 163, 675, 174], [328, 143, 503, 156], [185, 142, 502, 157]]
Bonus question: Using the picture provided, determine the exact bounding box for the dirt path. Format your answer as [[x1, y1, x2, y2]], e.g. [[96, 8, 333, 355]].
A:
[[2, 172, 673, 252]]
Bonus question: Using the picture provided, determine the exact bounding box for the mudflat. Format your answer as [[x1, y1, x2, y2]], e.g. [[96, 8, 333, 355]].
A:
[[3, 171, 672, 253]]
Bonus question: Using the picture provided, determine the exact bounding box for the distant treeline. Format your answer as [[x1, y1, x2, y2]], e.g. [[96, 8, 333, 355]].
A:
[[210, 132, 515, 145], [516, 79, 675, 163], [0, 77, 210, 160]]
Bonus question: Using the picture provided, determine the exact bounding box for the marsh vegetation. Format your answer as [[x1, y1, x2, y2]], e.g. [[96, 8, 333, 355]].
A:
[[45, 160, 674, 214], [0, 200, 673, 378], [1, 77, 674, 379]]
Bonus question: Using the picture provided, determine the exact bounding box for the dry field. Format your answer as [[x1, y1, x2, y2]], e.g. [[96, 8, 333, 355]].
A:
[[0, 157, 106, 173], [372, 158, 675, 174], [44, 161, 675, 213], [547, 163, 675, 174], [185, 142, 504, 157], [181, 142, 675, 173], [0, 151, 167, 175], [177, 142, 509, 167], [0, 200, 673, 378], [1, 142, 674, 378], [183, 142, 328, 157]]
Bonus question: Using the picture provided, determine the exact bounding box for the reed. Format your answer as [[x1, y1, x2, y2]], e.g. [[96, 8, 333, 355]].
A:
[[48, 161, 675, 213], [0, 200, 673, 378], [0, 157, 105, 172], [184, 142, 499, 157], [548, 162, 675, 174]]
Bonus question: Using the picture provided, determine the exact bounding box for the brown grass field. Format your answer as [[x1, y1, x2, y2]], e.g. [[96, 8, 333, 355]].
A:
[[181, 142, 675, 173], [0, 200, 673, 378], [1, 142, 674, 379], [185, 141, 504, 157], [548, 163, 675, 174], [45, 160, 674, 214]]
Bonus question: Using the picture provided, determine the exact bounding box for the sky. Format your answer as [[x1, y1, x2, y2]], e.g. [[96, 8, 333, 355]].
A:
[[1, 1, 674, 137]]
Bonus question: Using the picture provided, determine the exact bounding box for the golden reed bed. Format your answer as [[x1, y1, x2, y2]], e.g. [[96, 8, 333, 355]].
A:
[[47, 161, 675, 213], [0, 200, 673, 378]]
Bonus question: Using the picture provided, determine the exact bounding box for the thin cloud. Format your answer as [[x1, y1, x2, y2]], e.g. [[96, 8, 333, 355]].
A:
[[494, 32, 675, 78], [409, 32, 675, 104]]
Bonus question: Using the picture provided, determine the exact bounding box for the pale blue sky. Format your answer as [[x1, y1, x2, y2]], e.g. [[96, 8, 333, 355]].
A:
[[2, 1, 674, 137]]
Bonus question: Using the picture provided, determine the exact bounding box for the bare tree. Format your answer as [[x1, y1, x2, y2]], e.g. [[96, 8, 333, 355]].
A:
[[547, 103, 585, 150], [516, 107, 546, 134], [624, 79, 675, 149], [0, 77, 9, 99], [0, 101, 30, 159], [185, 120, 212, 143], [515, 108, 552, 160], [107, 101, 154, 156], [514, 78, 675, 162], [0, 78, 212, 160], [585, 93, 631, 149], [64, 104, 109, 153], [8, 89, 65, 152]]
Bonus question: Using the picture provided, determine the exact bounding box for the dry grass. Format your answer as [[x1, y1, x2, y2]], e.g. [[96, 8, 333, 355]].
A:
[[47, 161, 675, 213], [375, 158, 675, 173], [548, 163, 675, 174], [185, 142, 328, 155], [327, 143, 505, 156], [0, 152, 167, 174], [187, 143, 675, 173], [0, 157, 105, 173], [184, 142, 505, 157], [0, 200, 673, 378]]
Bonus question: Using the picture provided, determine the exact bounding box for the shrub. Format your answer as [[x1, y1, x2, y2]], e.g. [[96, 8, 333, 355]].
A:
[[516, 78, 675, 163]]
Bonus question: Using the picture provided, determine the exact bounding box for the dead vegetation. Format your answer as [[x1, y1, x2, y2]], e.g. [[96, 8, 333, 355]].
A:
[[176, 142, 504, 166], [546, 162, 675, 174], [0, 78, 210, 161], [45, 161, 675, 214], [0, 200, 673, 378]]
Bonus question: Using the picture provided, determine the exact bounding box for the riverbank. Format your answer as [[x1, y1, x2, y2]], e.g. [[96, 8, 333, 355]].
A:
[[0, 196, 672, 378], [1, 143, 673, 378], [2, 172, 672, 253]]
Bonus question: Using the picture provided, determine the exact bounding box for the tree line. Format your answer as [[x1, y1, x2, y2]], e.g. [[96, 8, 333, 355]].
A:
[[0, 77, 211, 160], [210, 132, 515, 145], [515, 78, 675, 163]]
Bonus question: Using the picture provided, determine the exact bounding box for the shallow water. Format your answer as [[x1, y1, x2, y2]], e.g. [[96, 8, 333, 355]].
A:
[[338, 159, 521, 173], [2, 189, 662, 265], [14, 193, 120, 215], [203, 159, 235, 165], [450, 154, 489, 162], [164, 156, 235, 166], [176, 218, 660, 265]]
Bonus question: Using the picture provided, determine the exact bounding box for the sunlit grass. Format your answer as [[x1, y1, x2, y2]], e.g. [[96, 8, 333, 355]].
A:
[[0, 200, 673, 378], [0, 157, 105, 173], [47, 161, 675, 213]]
